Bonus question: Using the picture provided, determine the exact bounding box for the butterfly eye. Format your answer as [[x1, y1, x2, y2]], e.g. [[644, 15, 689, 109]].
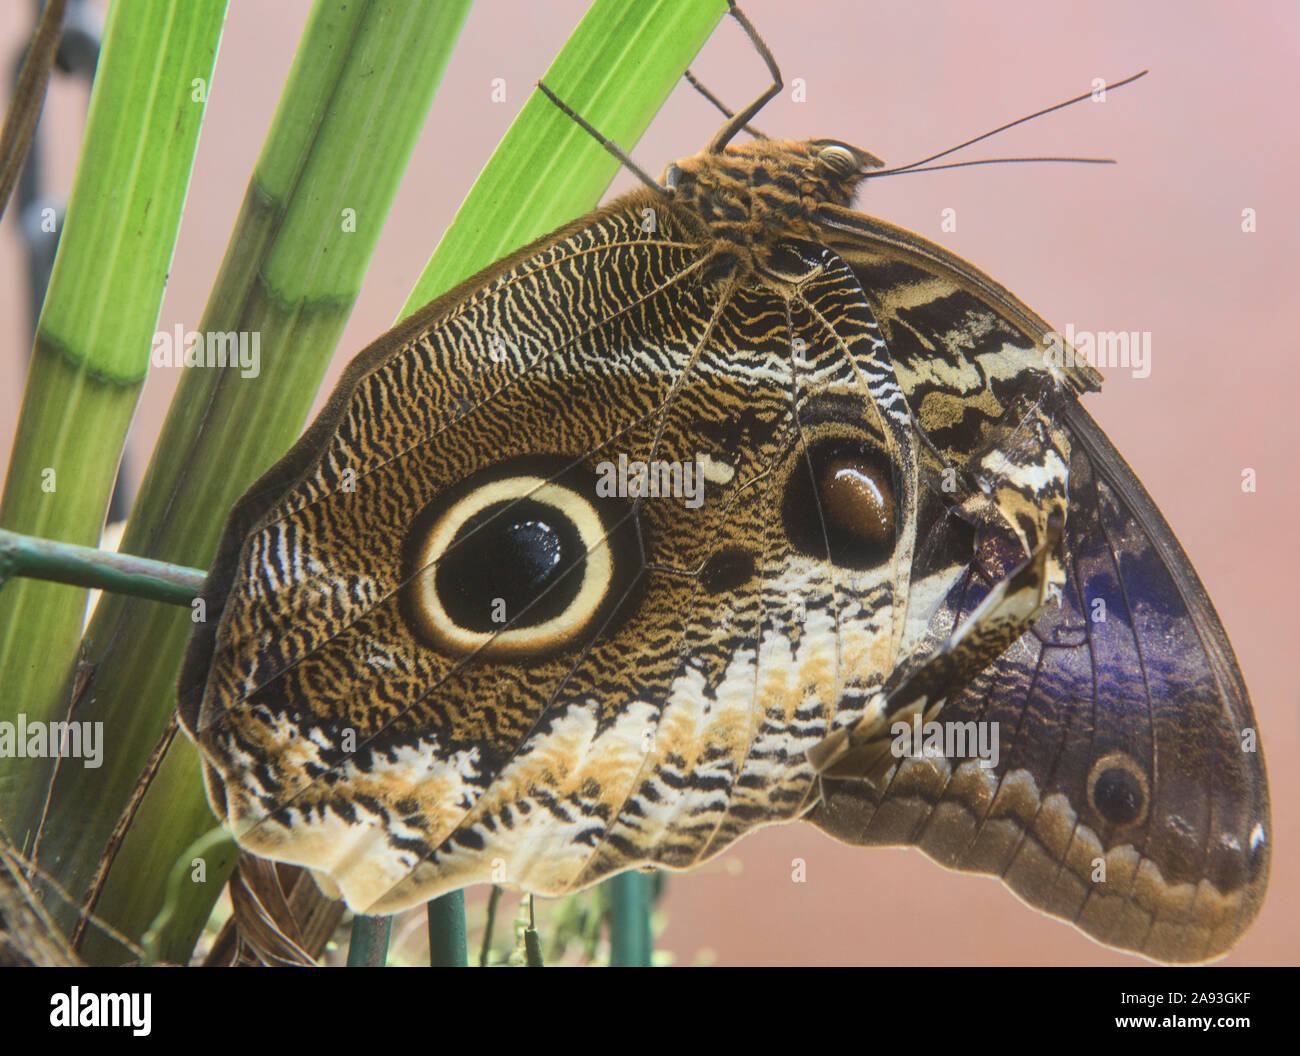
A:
[[783, 435, 897, 568], [817, 143, 860, 175], [403, 458, 639, 660], [1086, 751, 1150, 827]]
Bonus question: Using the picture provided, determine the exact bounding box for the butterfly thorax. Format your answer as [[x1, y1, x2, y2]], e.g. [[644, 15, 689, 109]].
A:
[[664, 138, 883, 281]]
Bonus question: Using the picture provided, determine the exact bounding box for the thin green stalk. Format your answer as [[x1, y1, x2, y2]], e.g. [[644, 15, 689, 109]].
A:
[[524, 928, 544, 968], [479, 885, 503, 966], [608, 871, 652, 967], [427, 890, 467, 966], [346, 914, 392, 967], [0, 529, 204, 605], [139, 827, 235, 965]]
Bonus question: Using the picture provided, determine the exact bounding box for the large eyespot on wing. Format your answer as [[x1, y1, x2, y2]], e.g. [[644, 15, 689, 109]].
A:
[[177, 190, 709, 741], [400, 456, 640, 661], [810, 399, 1270, 963]]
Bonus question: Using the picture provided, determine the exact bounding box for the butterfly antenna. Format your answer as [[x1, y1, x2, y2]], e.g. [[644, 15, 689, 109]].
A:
[[873, 155, 1118, 176], [708, 1, 782, 152], [868, 69, 1149, 177], [536, 80, 669, 194], [684, 69, 769, 140]]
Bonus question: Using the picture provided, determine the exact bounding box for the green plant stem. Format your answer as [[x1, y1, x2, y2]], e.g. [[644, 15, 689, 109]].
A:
[[479, 885, 502, 966], [427, 890, 468, 967], [139, 827, 235, 965], [346, 914, 392, 967], [608, 871, 652, 967], [524, 926, 544, 968], [0, 529, 204, 605]]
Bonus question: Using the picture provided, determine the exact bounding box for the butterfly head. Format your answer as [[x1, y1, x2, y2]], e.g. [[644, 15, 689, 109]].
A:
[[663, 138, 884, 281]]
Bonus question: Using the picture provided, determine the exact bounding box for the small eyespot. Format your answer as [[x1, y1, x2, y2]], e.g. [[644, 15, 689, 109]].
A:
[[783, 435, 897, 568], [1086, 751, 1149, 827], [818, 457, 894, 545], [699, 546, 756, 594]]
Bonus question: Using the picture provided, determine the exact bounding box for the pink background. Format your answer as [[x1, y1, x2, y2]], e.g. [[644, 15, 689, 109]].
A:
[[1, 0, 1296, 965]]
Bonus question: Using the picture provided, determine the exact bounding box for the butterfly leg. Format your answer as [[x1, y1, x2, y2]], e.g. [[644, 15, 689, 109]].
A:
[[706, 2, 782, 151], [682, 69, 770, 140]]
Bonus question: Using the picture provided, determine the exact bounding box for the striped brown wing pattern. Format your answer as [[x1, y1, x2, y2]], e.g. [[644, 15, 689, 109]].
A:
[[179, 189, 921, 914], [180, 132, 1269, 963]]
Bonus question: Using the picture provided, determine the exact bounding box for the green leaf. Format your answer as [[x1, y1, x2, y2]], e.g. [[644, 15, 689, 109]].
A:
[[25, 0, 474, 964], [0, 0, 226, 825], [405, 0, 728, 313]]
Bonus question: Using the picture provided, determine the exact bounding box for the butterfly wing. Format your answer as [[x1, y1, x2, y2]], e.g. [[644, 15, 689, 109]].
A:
[[178, 195, 926, 914], [808, 208, 1271, 962], [179, 172, 1268, 962]]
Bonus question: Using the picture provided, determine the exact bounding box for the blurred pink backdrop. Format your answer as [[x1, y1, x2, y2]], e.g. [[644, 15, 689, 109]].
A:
[[1, 0, 1296, 966]]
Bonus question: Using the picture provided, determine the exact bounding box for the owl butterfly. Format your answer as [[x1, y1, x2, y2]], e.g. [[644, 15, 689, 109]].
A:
[[178, 3, 1269, 963]]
